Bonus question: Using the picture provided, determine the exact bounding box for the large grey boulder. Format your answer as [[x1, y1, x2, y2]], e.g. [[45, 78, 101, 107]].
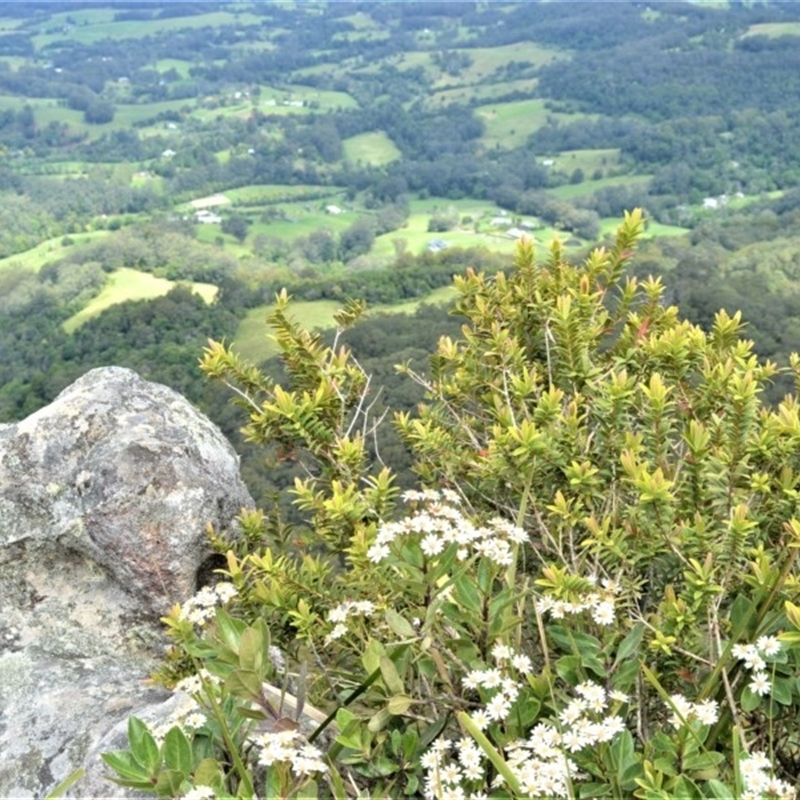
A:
[[0, 367, 254, 798]]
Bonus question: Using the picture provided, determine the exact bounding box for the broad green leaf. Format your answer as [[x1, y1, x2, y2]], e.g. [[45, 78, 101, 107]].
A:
[[772, 675, 793, 705], [667, 775, 701, 799], [740, 686, 762, 712], [367, 707, 392, 733], [682, 751, 724, 772], [127, 717, 160, 774], [162, 726, 193, 776], [451, 576, 482, 615], [379, 655, 404, 695], [614, 622, 645, 665], [703, 779, 734, 798], [729, 594, 757, 636], [385, 609, 416, 639], [387, 694, 414, 715], [214, 607, 245, 655], [225, 668, 261, 701], [555, 654, 582, 684], [238, 625, 264, 674], [100, 751, 153, 784], [154, 768, 186, 796], [192, 758, 221, 789]]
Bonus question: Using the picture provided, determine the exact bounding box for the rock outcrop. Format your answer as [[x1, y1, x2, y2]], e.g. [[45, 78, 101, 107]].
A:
[[0, 367, 254, 798]]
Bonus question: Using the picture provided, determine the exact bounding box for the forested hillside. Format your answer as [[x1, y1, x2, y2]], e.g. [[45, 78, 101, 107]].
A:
[[3, 1, 800, 503]]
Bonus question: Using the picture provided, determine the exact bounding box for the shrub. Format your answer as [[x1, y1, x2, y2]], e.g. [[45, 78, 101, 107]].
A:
[[102, 211, 800, 799]]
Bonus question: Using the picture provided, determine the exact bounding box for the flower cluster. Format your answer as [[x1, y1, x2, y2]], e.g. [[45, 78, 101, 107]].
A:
[[739, 751, 795, 800], [178, 581, 238, 627], [325, 599, 376, 643], [535, 576, 621, 627], [665, 693, 719, 729], [367, 490, 527, 567], [252, 729, 328, 776], [732, 635, 781, 697], [422, 673, 626, 799]]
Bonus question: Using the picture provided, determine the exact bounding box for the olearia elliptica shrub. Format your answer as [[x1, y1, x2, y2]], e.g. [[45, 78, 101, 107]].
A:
[[102, 211, 800, 799]]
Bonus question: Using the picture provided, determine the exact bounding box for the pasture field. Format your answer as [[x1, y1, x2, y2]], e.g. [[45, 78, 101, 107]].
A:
[[546, 148, 622, 176], [476, 99, 583, 150], [223, 185, 344, 206], [342, 132, 402, 166], [427, 79, 539, 108], [233, 286, 458, 364], [190, 86, 357, 122], [547, 173, 653, 200], [31, 10, 263, 49], [154, 59, 194, 78], [245, 206, 357, 243], [0, 95, 191, 139], [62, 267, 218, 333], [393, 41, 567, 91], [0, 231, 111, 274], [742, 22, 800, 37]]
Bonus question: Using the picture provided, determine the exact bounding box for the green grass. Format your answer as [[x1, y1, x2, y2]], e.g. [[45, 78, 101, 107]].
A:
[[0, 95, 192, 138], [392, 41, 567, 90], [223, 185, 345, 206], [248, 206, 356, 242], [428, 78, 539, 108], [0, 231, 111, 274], [477, 99, 587, 150], [742, 22, 800, 38], [233, 287, 458, 363], [546, 148, 621, 175], [63, 267, 218, 333], [31, 10, 263, 48], [154, 59, 194, 78], [547, 174, 652, 200], [342, 132, 401, 166], [374, 200, 556, 259]]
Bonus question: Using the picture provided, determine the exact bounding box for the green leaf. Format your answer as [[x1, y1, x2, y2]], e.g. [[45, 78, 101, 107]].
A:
[[682, 751, 724, 772], [192, 758, 221, 789], [703, 779, 735, 798], [729, 594, 757, 636], [100, 751, 153, 784], [127, 717, 160, 774], [214, 607, 246, 654], [290, 778, 318, 798], [614, 622, 645, 665], [335, 719, 366, 752], [368, 707, 392, 733], [379, 655, 405, 695], [555, 654, 582, 684], [154, 769, 186, 796], [225, 668, 262, 701], [387, 694, 414, 715], [772, 675, 793, 705], [238, 625, 264, 675], [451, 575, 482, 615], [45, 768, 86, 799], [740, 686, 762, 712], [385, 609, 416, 639], [653, 757, 677, 777], [610, 729, 637, 785], [667, 776, 701, 799], [162, 726, 193, 776]]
